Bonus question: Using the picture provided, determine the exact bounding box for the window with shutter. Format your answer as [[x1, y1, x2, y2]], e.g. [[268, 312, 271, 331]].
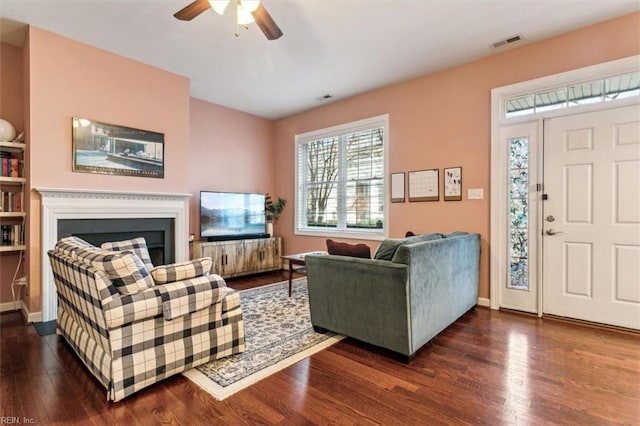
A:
[[295, 115, 388, 239]]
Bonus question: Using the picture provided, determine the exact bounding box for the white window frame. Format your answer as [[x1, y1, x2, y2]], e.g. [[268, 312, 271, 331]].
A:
[[490, 55, 640, 312], [295, 114, 389, 241]]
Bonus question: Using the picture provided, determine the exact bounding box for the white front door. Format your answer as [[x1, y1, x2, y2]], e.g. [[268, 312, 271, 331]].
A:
[[542, 104, 640, 329]]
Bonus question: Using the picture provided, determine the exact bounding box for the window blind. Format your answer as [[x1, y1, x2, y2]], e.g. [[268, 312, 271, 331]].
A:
[[295, 115, 387, 237]]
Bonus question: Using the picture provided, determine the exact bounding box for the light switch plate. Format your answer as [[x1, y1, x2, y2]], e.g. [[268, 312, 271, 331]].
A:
[[467, 188, 484, 200]]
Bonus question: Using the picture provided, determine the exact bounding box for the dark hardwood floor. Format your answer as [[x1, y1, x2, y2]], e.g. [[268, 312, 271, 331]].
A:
[[1, 271, 639, 425]]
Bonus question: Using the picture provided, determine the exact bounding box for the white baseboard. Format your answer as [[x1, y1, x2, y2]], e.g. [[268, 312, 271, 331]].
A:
[[477, 297, 491, 308], [0, 300, 43, 323], [0, 301, 20, 313], [22, 302, 42, 323]]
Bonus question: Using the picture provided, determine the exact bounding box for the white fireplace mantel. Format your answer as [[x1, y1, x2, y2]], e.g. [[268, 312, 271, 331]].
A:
[[36, 188, 191, 322]]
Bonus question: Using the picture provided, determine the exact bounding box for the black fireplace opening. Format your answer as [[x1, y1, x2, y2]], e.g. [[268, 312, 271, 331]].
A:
[[58, 218, 175, 266]]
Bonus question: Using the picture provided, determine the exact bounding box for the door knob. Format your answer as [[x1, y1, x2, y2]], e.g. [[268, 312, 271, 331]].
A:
[[546, 215, 555, 222], [545, 229, 563, 236]]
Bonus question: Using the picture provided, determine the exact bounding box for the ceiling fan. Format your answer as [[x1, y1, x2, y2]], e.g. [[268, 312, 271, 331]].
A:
[[174, 0, 283, 40]]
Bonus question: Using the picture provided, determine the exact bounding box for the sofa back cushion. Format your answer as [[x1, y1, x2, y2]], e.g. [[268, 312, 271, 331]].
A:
[[73, 246, 154, 295], [101, 237, 154, 270], [374, 233, 444, 261], [326, 239, 371, 259]]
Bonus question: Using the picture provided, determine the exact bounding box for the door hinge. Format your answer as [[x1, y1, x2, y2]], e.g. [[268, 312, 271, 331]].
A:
[[536, 183, 543, 192]]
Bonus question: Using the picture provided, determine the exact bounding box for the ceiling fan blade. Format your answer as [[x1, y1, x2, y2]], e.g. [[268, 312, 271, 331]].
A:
[[174, 0, 211, 21], [251, 3, 283, 40]]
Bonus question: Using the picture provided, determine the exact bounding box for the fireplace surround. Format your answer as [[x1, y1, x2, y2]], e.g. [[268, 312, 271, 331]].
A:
[[37, 188, 191, 322], [58, 217, 175, 266]]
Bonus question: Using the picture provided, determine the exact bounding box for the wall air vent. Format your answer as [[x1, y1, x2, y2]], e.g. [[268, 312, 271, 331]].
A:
[[491, 35, 522, 49]]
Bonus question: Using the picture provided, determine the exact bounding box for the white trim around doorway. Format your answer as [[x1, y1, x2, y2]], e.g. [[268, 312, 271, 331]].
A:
[[489, 55, 640, 312]]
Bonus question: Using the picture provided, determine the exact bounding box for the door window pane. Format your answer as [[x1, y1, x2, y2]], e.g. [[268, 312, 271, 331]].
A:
[[509, 137, 529, 290]]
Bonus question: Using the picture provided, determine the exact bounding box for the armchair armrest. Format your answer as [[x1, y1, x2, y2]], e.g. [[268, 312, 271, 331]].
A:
[[103, 274, 227, 328], [150, 257, 213, 284]]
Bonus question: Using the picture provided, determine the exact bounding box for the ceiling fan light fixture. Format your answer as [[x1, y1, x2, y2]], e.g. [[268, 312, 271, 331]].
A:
[[174, 0, 282, 40], [237, 3, 255, 25], [240, 0, 260, 13], [209, 0, 230, 15]]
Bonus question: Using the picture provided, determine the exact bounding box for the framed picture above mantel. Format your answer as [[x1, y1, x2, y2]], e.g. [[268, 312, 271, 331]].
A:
[[72, 117, 164, 178]]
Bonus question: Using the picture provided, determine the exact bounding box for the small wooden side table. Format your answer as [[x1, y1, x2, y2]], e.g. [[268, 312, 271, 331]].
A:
[[281, 251, 327, 297]]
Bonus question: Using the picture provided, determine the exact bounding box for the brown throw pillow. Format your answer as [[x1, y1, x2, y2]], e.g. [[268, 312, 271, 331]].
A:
[[405, 231, 416, 237], [326, 239, 371, 259]]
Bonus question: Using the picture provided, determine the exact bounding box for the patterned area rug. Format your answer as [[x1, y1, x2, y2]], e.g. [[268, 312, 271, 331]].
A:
[[183, 278, 344, 400]]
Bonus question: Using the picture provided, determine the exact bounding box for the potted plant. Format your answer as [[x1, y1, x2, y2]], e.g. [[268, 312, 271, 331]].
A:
[[265, 193, 286, 236]]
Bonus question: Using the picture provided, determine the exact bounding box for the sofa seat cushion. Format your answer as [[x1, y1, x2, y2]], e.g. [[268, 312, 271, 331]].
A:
[[326, 239, 371, 259], [73, 246, 155, 295], [151, 258, 213, 284], [374, 233, 444, 261], [101, 237, 154, 270]]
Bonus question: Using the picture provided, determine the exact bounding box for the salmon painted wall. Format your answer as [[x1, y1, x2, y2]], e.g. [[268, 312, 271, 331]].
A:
[[188, 98, 275, 238], [0, 43, 24, 131], [26, 27, 191, 312], [273, 12, 640, 300], [0, 42, 25, 305]]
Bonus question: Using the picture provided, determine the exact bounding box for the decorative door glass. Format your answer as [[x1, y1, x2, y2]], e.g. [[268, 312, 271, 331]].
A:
[[509, 137, 529, 289]]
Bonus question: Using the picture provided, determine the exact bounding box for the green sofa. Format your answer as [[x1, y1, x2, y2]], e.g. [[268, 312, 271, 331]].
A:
[[305, 232, 480, 361]]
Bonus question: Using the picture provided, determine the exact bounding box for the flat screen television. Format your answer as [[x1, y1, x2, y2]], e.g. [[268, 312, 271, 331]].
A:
[[200, 191, 268, 241]]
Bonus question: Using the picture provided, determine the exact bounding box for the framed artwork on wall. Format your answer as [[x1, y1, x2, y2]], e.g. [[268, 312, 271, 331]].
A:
[[391, 172, 405, 203], [408, 169, 439, 201], [72, 117, 165, 178], [444, 166, 462, 201]]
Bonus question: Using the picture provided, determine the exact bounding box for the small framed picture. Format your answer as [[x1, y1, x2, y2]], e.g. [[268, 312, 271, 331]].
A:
[[391, 172, 405, 203], [408, 169, 439, 202], [444, 167, 462, 201]]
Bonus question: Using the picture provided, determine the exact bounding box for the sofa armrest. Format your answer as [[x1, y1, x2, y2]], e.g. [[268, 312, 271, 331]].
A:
[[103, 274, 227, 328], [305, 255, 412, 355]]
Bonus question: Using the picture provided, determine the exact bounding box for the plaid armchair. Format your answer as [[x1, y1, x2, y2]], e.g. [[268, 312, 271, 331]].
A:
[[47, 237, 245, 402]]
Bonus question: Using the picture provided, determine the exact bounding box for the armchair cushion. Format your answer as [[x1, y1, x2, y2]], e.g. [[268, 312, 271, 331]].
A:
[[73, 246, 155, 295], [150, 258, 213, 284], [103, 274, 227, 327], [101, 237, 154, 270], [54, 236, 94, 256]]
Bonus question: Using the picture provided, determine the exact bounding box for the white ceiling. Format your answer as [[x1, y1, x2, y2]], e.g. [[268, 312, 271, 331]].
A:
[[1, 1, 638, 120]]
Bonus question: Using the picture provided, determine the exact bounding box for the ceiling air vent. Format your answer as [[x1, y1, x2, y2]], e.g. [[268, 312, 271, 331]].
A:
[[491, 35, 522, 49]]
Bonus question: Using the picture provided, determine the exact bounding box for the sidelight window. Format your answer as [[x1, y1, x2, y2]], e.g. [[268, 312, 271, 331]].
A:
[[508, 137, 529, 289]]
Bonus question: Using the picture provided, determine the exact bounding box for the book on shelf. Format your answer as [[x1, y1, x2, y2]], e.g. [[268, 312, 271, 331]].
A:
[[9, 158, 19, 178], [0, 152, 22, 178], [0, 224, 24, 246], [0, 157, 8, 177], [0, 191, 22, 212]]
